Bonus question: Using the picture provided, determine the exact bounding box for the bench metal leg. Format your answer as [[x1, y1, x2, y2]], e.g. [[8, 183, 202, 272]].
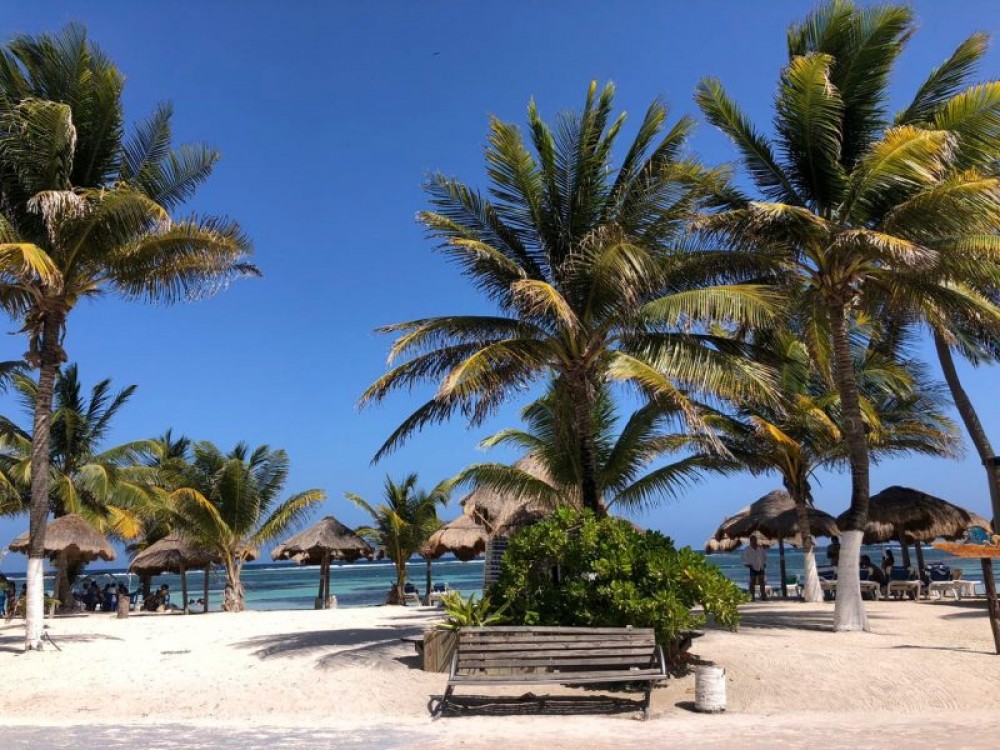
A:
[[430, 684, 455, 717], [641, 684, 653, 720]]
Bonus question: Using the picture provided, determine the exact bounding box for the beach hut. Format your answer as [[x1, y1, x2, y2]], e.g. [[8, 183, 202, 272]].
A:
[[839, 486, 985, 576], [129, 535, 218, 614], [272, 516, 373, 609], [711, 490, 839, 598], [8, 514, 115, 609]]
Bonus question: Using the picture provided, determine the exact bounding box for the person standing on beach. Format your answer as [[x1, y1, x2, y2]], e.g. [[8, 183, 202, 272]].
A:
[[742, 536, 768, 601], [881, 548, 894, 576], [827, 536, 841, 567]]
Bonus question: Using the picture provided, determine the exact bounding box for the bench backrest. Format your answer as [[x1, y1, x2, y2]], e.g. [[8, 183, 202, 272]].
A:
[[455, 626, 659, 676]]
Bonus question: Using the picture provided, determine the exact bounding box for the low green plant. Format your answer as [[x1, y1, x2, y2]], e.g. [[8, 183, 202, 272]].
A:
[[436, 591, 508, 631], [490, 508, 745, 658]]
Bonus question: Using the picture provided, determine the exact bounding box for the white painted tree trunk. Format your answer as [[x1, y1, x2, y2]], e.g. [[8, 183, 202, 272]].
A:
[[833, 530, 868, 631], [24, 557, 45, 650], [801, 546, 823, 603]]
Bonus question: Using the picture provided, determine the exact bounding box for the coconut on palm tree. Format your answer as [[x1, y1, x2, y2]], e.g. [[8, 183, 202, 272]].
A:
[[698, 331, 958, 601], [694, 0, 1000, 629], [347, 474, 448, 605], [361, 82, 780, 515], [166, 442, 324, 612], [455, 382, 706, 517], [0, 26, 258, 648]]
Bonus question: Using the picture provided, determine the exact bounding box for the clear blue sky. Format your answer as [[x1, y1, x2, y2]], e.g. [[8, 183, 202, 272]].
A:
[[1, 1, 999, 569]]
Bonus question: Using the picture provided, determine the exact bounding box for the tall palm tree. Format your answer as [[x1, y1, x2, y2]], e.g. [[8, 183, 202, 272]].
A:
[[346, 475, 447, 605], [167, 442, 324, 612], [455, 382, 706, 515], [361, 82, 780, 515], [694, 0, 1000, 629], [0, 26, 258, 649], [700, 332, 958, 601]]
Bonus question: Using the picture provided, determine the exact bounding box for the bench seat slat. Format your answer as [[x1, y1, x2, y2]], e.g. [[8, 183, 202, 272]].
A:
[[460, 626, 655, 634], [455, 642, 655, 653], [458, 659, 655, 669], [450, 669, 665, 685], [459, 634, 654, 646], [457, 646, 656, 659]]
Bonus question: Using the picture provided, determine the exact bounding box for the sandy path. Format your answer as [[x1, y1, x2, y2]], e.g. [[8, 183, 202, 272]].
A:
[[2, 598, 998, 747]]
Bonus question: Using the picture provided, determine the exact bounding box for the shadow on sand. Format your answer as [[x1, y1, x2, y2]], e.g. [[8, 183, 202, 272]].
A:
[[0, 629, 123, 654], [432, 691, 645, 718], [231, 626, 427, 669]]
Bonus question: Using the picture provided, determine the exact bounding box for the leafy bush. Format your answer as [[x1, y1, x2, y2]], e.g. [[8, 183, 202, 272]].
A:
[[436, 591, 508, 631], [489, 508, 744, 655]]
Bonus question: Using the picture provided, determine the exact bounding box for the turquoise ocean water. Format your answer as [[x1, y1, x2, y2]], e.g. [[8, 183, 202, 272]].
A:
[[0, 544, 994, 610]]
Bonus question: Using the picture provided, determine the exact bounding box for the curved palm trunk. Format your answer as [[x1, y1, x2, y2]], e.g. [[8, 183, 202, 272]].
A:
[[25, 312, 64, 651], [828, 303, 869, 632], [933, 331, 1000, 529], [388, 555, 407, 605]]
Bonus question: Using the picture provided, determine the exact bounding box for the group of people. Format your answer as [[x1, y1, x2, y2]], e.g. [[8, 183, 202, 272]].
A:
[[141, 584, 172, 612], [74, 580, 129, 612], [741, 534, 898, 600]]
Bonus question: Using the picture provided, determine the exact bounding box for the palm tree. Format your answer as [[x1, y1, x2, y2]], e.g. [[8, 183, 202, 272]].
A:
[[347, 475, 448, 605], [699, 332, 958, 601], [167, 442, 324, 612], [361, 82, 780, 515], [455, 382, 706, 515], [694, 0, 1000, 629], [0, 26, 257, 649], [0, 365, 159, 604]]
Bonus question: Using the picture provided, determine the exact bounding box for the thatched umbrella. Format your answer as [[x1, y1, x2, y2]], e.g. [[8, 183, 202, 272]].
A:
[[460, 455, 566, 537], [129, 535, 219, 614], [712, 490, 839, 598], [271, 516, 373, 609], [9, 514, 115, 608], [839, 485, 984, 576], [418, 514, 490, 604]]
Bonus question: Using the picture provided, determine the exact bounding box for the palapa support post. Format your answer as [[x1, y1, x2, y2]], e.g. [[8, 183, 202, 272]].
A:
[[914, 541, 926, 582], [981, 558, 1000, 655], [315, 554, 327, 609], [203, 565, 210, 613], [324, 553, 334, 608], [425, 555, 433, 605], [778, 539, 788, 599], [897, 533, 912, 569], [180, 564, 189, 614]]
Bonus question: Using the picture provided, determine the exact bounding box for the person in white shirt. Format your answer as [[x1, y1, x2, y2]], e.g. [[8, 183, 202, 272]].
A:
[[741, 535, 769, 601]]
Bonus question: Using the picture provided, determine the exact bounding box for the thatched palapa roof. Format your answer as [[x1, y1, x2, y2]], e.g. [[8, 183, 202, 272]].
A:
[[129, 534, 218, 574], [8, 513, 115, 562], [424, 514, 488, 561], [840, 486, 982, 544], [460, 454, 570, 537], [720, 490, 839, 542], [271, 516, 373, 564]]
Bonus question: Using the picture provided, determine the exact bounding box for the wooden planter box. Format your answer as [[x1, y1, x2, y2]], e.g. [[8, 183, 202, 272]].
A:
[[422, 628, 458, 672]]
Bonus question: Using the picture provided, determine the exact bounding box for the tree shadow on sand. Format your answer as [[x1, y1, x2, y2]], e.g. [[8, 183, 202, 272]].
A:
[[231, 626, 427, 670], [0, 630, 123, 654], [731, 606, 891, 633]]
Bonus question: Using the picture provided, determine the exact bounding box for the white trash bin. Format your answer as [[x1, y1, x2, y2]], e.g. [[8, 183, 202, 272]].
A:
[[694, 664, 726, 713]]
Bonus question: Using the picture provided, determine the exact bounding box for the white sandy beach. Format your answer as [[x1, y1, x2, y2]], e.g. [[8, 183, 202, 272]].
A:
[[3, 600, 1000, 749]]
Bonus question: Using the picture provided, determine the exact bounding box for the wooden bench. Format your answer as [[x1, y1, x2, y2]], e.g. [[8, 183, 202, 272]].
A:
[[433, 626, 667, 720]]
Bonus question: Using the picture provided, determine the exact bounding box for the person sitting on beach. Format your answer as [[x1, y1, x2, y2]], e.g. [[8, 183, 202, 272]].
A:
[[881, 548, 895, 576], [741, 536, 768, 601], [861, 555, 888, 594], [826, 536, 841, 567]]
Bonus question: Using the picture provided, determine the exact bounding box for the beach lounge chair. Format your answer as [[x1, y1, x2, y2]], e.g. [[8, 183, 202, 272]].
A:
[[427, 582, 448, 606], [403, 582, 421, 606], [887, 566, 922, 600], [926, 565, 962, 600]]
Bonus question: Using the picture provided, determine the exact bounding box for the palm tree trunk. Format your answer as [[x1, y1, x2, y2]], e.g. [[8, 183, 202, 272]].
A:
[[828, 302, 870, 632], [180, 564, 188, 614], [25, 311, 64, 651], [791, 489, 822, 603], [933, 330, 1000, 529], [570, 369, 603, 515], [223, 558, 245, 612]]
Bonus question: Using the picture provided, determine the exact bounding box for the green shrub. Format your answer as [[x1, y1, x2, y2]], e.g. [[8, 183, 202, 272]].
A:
[[489, 508, 745, 655], [436, 591, 508, 631]]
